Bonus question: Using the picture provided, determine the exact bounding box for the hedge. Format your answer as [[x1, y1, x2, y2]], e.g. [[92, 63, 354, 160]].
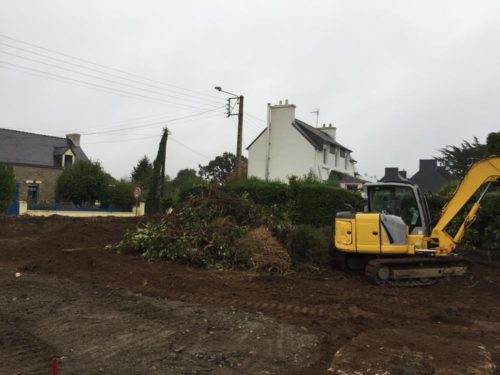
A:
[[288, 182, 363, 226], [0, 164, 16, 214], [224, 178, 289, 207]]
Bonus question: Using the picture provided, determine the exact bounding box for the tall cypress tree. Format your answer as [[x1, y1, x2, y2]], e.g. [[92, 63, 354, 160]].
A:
[[146, 128, 169, 213]]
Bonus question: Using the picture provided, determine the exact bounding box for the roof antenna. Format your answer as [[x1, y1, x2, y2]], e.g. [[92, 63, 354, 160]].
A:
[[310, 108, 319, 127]]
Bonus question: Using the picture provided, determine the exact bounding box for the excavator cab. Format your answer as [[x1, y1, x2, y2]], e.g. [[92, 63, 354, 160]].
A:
[[363, 182, 431, 236]]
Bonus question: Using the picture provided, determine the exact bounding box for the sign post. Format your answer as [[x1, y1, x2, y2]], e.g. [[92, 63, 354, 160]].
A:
[[133, 187, 142, 216]]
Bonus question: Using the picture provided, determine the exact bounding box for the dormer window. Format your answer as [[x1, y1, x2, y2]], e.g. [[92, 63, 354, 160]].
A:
[[61, 148, 76, 167], [64, 154, 74, 166]]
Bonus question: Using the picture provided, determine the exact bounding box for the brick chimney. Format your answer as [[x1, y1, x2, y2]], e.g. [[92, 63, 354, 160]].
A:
[[66, 133, 81, 147]]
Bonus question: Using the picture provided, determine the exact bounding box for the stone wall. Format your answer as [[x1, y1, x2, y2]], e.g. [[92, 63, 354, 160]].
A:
[[12, 165, 62, 205]]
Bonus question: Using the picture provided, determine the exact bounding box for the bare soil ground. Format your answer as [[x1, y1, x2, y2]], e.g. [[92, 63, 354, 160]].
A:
[[1, 216, 500, 374]]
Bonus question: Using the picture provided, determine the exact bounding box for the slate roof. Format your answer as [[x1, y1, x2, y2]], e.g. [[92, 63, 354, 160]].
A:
[[379, 168, 410, 183], [0, 128, 88, 168], [292, 119, 352, 152], [410, 159, 454, 193], [246, 118, 352, 152], [330, 170, 368, 184]]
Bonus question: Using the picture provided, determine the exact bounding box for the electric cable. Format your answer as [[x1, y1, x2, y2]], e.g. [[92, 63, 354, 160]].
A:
[[0, 33, 222, 101], [0, 48, 222, 108]]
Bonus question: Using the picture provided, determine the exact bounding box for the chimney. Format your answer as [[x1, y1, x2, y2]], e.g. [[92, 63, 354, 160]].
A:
[[399, 170, 407, 178], [270, 100, 296, 129], [319, 123, 336, 140], [66, 133, 81, 147], [419, 159, 437, 172], [384, 167, 400, 181]]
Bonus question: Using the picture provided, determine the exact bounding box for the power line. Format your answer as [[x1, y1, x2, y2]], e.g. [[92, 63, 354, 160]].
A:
[[0, 33, 222, 101], [170, 137, 211, 159], [0, 108, 209, 135], [0, 48, 222, 108], [0, 60, 221, 110], [84, 133, 212, 160], [0, 62, 193, 108], [83, 108, 223, 135], [244, 112, 266, 123], [77, 108, 195, 132], [0, 44, 222, 107]]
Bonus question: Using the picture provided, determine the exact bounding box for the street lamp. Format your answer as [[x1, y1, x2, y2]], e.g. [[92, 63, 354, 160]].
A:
[[214, 86, 244, 180]]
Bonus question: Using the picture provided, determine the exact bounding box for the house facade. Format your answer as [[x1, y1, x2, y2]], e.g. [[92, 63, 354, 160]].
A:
[[247, 101, 360, 187], [0, 129, 88, 205]]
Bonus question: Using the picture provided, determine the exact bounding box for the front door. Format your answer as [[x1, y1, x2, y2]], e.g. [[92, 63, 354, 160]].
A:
[[6, 183, 20, 215]]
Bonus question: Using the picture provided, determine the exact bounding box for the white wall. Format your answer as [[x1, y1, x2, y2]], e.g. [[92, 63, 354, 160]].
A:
[[248, 102, 357, 182]]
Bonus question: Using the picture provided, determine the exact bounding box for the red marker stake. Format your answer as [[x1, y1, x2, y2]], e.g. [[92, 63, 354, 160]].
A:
[[52, 357, 58, 375]]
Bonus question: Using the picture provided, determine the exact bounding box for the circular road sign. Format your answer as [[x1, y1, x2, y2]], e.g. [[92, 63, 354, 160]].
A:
[[133, 187, 142, 199]]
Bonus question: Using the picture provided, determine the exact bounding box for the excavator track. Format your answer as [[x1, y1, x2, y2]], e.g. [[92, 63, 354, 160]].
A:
[[365, 256, 470, 286]]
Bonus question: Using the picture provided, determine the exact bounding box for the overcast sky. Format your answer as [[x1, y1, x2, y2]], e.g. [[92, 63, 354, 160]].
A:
[[1, 0, 499, 180]]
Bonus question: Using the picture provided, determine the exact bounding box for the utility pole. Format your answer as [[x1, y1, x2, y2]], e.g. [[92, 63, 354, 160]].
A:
[[236, 95, 244, 179], [159, 127, 170, 211], [214, 86, 244, 180]]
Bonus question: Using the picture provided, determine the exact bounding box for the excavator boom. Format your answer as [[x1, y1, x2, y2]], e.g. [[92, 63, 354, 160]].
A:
[[429, 156, 500, 255]]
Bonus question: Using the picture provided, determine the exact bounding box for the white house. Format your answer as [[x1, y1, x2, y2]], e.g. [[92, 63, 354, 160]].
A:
[[247, 100, 365, 190]]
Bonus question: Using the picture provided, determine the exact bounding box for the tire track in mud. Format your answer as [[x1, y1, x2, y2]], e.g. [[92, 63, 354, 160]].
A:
[[170, 292, 500, 335], [0, 318, 56, 375], [174, 293, 338, 319]]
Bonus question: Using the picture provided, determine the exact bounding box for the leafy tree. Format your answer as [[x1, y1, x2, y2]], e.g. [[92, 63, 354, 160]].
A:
[[107, 180, 136, 209], [198, 152, 248, 184], [0, 164, 16, 214], [146, 128, 169, 213], [435, 136, 487, 179], [486, 132, 500, 156], [56, 160, 109, 205], [131, 156, 153, 191], [171, 168, 204, 190]]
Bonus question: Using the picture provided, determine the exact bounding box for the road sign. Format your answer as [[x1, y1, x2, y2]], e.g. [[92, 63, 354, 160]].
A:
[[133, 187, 142, 199]]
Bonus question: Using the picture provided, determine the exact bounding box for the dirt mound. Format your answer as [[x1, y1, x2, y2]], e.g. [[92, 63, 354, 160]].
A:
[[235, 227, 291, 274], [329, 327, 496, 374]]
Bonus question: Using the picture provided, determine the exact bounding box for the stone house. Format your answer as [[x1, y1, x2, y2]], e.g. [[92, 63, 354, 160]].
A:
[[0, 129, 88, 205], [247, 100, 364, 189]]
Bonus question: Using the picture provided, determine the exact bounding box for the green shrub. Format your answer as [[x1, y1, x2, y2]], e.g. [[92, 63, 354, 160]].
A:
[[426, 193, 449, 223], [426, 187, 500, 250], [56, 160, 109, 205], [288, 180, 362, 226], [177, 183, 208, 202], [107, 180, 136, 209], [225, 178, 289, 207], [469, 191, 500, 250], [286, 224, 332, 265], [225, 177, 362, 227], [0, 164, 16, 214]]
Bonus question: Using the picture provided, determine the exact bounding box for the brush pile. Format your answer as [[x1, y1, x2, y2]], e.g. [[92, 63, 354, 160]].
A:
[[108, 190, 291, 272]]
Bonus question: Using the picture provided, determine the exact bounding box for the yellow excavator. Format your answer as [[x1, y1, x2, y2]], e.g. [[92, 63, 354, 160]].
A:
[[333, 156, 500, 286]]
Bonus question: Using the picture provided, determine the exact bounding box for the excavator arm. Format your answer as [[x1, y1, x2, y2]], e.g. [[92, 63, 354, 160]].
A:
[[429, 156, 500, 255]]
